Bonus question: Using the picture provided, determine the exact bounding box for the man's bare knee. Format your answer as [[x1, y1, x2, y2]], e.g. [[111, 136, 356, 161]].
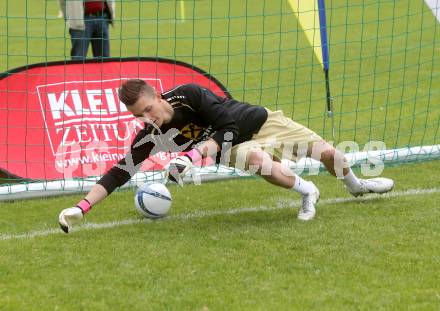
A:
[[309, 141, 334, 162], [319, 147, 349, 178]]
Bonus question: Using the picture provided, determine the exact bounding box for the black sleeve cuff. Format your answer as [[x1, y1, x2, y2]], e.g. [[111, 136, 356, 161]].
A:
[[97, 173, 123, 195]]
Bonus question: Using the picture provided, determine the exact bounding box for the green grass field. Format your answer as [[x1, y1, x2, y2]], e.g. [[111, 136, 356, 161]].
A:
[[1, 0, 440, 310], [1, 161, 440, 310]]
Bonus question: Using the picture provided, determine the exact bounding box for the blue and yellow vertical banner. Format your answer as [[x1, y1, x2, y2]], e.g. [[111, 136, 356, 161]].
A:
[[288, 0, 329, 70], [289, 0, 334, 138]]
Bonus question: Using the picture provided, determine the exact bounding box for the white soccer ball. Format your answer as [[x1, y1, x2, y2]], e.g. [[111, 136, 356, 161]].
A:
[[134, 183, 172, 218]]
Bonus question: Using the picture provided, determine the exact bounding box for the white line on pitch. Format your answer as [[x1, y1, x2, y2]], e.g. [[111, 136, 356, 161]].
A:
[[1, 187, 439, 241]]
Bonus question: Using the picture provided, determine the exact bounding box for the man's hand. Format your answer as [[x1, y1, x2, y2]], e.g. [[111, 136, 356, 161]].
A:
[[58, 207, 84, 233], [166, 155, 193, 186], [58, 199, 92, 233]]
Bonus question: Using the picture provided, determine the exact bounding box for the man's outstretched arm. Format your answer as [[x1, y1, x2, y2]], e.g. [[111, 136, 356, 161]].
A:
[[58, 128, 155, 233]]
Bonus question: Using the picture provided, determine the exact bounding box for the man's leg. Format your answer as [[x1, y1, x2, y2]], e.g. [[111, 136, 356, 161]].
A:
[[246, 150, 320, 220], [69, 28, 87, 60], [307, 141, 394, 196], [81, 16, 97, 59], [90, 15, 110, 58]]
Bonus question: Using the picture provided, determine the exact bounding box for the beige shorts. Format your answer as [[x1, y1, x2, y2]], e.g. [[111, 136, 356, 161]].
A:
[[229, 109, 323, 169]]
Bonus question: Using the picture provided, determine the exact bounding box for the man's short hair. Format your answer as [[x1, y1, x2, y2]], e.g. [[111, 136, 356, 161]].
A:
[[118, 79, 156, 106]]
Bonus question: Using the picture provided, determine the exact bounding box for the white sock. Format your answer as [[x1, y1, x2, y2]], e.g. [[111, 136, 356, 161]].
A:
[[342, 169, 362, 191], [290, 175, 315, 196]]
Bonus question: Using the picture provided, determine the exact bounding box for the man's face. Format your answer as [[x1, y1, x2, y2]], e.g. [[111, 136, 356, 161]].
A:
[[127, 93, 172, 127]]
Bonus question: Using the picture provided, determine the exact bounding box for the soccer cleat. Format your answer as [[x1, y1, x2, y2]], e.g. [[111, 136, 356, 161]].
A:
[[298, 182, 320, 221], [349, 177, 394, 197], [58, 207, 84, 233]]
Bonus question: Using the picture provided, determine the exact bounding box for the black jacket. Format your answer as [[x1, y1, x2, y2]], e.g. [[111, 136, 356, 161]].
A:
[[97, 83, 268, 193]]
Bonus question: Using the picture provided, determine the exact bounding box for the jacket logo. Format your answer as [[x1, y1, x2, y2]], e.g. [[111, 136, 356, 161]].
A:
[[180, 123, 204, 140]]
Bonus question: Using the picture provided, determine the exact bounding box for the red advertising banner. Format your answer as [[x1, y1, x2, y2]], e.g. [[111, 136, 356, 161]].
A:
[[0, 58, 230, 180]]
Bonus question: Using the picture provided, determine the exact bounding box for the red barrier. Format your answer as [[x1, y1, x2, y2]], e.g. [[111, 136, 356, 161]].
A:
[[0, 58, 229, 180]]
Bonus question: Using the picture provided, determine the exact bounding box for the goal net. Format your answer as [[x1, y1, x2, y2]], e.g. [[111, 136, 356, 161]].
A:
[[1, 0, 439, 199]]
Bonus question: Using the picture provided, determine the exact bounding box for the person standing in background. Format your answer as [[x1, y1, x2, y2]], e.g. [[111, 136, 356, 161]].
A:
[[58, 0, 115, 60]]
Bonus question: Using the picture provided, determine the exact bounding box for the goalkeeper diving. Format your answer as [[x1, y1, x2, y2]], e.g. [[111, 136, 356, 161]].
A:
[[59, 79, 394, 233]]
